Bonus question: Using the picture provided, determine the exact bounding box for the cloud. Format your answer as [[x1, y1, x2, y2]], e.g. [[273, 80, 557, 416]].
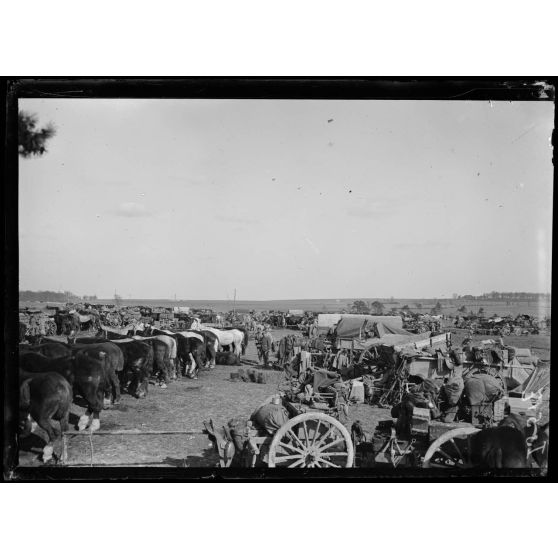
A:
[[217, 215, 261, 225], [114, 202, 153, 218]]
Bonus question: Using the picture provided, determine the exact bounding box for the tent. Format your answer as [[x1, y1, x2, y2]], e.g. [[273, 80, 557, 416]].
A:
[[288, 309, 304, 316]]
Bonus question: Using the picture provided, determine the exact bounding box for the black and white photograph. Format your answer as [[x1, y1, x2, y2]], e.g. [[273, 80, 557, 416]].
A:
[[4, 79, 554, 478]]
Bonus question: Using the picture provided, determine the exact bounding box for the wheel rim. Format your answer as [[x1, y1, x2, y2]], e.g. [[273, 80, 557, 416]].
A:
[[268, 412, 353, 468], [422, 426, 480, 468]]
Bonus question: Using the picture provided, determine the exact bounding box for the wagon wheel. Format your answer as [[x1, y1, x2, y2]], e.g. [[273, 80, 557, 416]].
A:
[[422, 426, 480, 468], [268, 412, 353, 468]]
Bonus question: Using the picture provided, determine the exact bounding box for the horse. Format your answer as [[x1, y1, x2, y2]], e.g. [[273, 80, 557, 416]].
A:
[[149, 327, 218, 369], [222, 326, 249, 355], [19, 370, 73, 463], [145, 327, 206, 378], [202, 326, 244, 356]]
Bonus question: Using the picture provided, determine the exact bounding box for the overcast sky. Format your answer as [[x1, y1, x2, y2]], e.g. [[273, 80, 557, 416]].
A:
[[19, 98, 553, 300]]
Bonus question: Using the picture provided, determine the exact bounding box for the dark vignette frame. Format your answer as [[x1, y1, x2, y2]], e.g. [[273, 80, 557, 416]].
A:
[[2, 77, 556, 482]]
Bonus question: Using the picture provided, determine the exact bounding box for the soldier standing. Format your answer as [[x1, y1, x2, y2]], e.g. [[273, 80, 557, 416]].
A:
[[260, 326, 274, 368]]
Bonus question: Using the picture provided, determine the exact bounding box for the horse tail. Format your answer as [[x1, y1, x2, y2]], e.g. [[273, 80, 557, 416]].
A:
[[242, 329, 249, 355]]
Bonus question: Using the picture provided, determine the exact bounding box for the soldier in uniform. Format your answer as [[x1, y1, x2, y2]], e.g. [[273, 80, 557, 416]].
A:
[[260, 326, 274, 368]]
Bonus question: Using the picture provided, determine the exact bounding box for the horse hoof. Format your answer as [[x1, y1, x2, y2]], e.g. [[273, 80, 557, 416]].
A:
[[90, 419, 101, 432], [77, 415, 90, 430]]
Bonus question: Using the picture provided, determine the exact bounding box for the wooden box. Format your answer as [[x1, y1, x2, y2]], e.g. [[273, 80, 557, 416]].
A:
[[411, 407, 431, 434]]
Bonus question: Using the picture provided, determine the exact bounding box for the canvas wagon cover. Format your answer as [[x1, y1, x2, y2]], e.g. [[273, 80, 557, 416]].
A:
[[334, 316, 405, 339], [334, 316, 370, 338], [288, 309, 304, 316], [318, 313, 403, 331]]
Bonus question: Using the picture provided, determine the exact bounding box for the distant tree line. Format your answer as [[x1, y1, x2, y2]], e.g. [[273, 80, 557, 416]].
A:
[[459, 292, 550, 300]]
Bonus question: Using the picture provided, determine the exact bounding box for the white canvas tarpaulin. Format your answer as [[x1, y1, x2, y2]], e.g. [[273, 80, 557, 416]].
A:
[[173, 307, 190, 313], [503, 357, 534, 390]]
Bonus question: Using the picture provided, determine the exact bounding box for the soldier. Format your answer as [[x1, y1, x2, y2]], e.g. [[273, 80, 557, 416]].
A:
[[260, 326, 274, 368]]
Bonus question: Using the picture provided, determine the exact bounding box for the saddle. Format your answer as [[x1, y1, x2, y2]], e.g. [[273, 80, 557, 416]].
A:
[[203, 419, 236, 467]]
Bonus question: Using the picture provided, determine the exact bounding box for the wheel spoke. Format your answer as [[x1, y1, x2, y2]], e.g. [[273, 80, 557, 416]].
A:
[[277, 442, 304, 455], [314, 425, 337, 448], [318, 451, 348, 457], [449, 438, 465, 462], [316, 456, 340, 468], [312, 418, 322, 446], [301, 419, 310, 444], [287, 457, 307, 468], [318, 438, 346, 453], [436, 447, 460, 466], [274, 454, 305, 463], [286, 428, 308, 451]]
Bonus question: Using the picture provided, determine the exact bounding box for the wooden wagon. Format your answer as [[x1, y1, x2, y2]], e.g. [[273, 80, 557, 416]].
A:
[[205, 395, 354, 468], [370, 392, 544, 469]]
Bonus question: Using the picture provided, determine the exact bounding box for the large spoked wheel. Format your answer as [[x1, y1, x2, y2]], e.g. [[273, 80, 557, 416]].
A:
[[268, 413, 354, 468], [422, 426, 480, 468]]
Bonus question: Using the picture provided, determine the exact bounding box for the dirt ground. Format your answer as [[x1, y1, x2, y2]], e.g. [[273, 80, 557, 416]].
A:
[[17, 328, 550, 468], [18, 328, 384, 467]]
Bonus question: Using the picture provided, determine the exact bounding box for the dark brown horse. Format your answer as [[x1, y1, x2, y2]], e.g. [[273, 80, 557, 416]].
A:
[[19, 370, 73, 462]]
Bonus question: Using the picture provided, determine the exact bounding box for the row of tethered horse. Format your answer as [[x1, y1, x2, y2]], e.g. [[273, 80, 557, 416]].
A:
[[18, 322, 250, 462]]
